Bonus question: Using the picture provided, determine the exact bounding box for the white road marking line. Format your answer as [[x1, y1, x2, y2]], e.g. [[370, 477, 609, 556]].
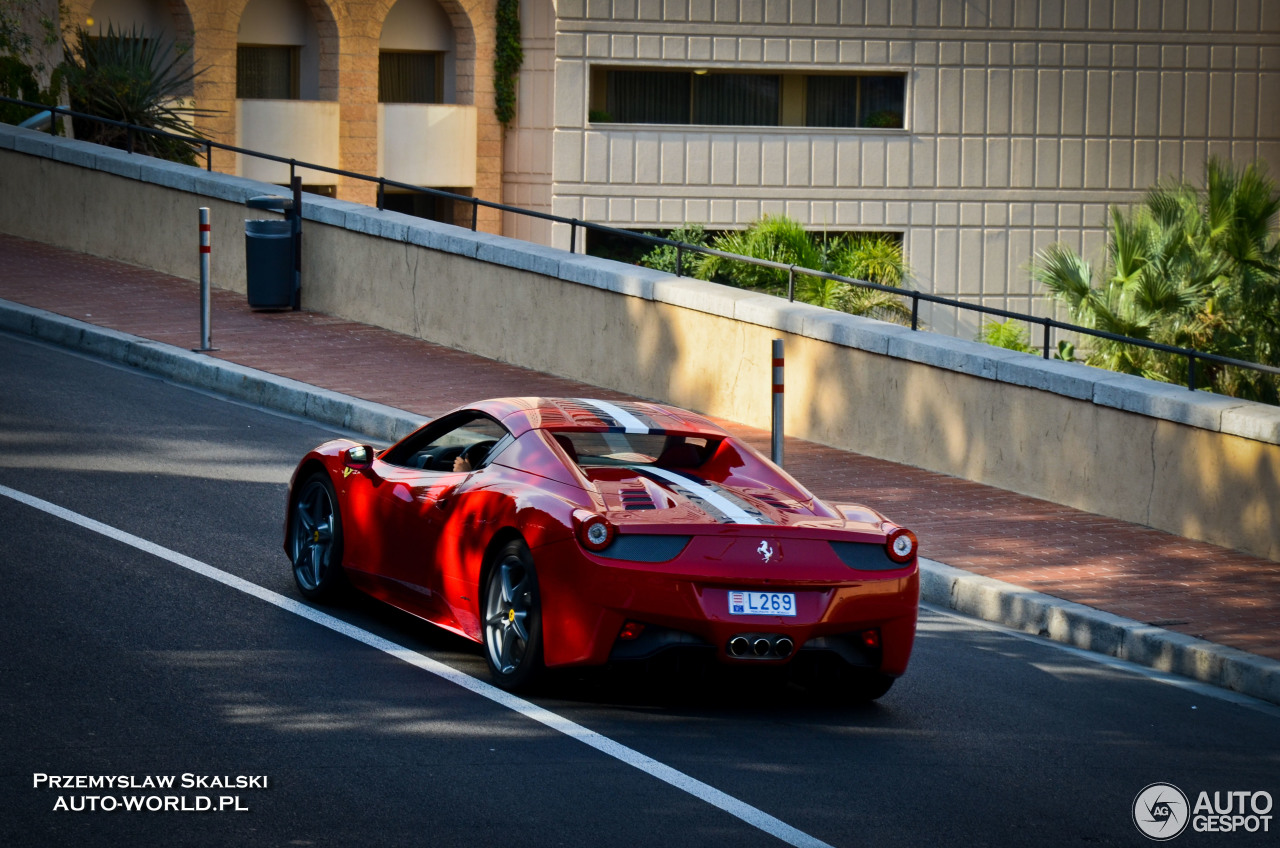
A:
[[0, 483, 834, 848]]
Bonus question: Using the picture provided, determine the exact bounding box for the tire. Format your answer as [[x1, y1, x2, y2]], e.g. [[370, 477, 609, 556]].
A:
[[289, 473, 347, 601], [482, 539, 544, 690]]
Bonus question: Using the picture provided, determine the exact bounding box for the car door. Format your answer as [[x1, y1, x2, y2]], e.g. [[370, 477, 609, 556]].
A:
[[354, 412, 511, 627], [365, 459, 464, 622]]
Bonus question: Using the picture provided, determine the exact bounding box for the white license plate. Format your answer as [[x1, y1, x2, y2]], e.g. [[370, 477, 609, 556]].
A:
[[728, 591, 797, 616]]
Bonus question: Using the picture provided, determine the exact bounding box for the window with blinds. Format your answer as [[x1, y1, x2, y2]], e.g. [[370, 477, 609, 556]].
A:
[[594, 69, 906, 129], [605, 70, 691, 124], [692, 73, 780, 126], [379, 51, 443, 104], [806, 74, 906, 129], [236, 45, 299, 99]]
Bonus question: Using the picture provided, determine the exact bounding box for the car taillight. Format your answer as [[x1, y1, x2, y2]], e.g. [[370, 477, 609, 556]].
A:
[[573, 510, 615, 552], [885, 527, 918, 564]]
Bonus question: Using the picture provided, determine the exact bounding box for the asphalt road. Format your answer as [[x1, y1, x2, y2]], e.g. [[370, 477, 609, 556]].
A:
[[1, 331, 1277, 848]]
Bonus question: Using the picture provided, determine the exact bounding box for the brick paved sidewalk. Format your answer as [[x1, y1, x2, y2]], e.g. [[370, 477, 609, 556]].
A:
[[2, 233, 1277, 660]]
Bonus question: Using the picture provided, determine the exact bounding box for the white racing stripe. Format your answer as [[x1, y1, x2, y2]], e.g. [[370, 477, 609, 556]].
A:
[[639, 466, 763, 525], [575, 398, 652, 433], [0, 483, 832, 848]]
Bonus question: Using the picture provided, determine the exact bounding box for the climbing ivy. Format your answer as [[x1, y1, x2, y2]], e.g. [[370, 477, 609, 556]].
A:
[[493, 0, 522, 125]]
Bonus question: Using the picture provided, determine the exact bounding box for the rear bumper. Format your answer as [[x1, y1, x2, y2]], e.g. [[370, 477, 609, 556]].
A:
[[532, 537, 919, 676]]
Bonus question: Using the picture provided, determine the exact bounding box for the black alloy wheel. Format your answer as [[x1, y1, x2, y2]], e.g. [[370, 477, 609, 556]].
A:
[[289, 474, 346, 601], [482, 539, 544, 690]]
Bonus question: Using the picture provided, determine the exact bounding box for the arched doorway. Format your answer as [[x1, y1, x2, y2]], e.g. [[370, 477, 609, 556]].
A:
[[236, 0, 322, 101], [379, 0, 457, 105], [234, 0, 340, 191], [376, 0, 474, 220]]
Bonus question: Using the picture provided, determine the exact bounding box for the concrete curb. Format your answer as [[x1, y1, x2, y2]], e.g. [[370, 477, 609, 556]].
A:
[[0, 298, 424, 445], [920, 559, 1280, 706], [4, 297, 1278, 707]]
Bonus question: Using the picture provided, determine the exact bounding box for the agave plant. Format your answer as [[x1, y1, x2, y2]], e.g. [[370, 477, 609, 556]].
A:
[[61, 25, 207, 165]]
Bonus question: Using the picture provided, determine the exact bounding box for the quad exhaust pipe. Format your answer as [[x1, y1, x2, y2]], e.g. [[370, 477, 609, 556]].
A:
[[727, 633, 794, 659]]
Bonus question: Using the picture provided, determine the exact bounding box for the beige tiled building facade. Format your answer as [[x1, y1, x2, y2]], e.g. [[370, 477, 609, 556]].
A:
[[66, 0, 504, 230], [43, 1, 1280, 332], [504, 0, 1280, 334]]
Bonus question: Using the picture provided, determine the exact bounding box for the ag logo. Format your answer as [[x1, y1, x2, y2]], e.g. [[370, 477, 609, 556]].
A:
[[756, 540, 774, 563], [1133, 783, 1190, 841]]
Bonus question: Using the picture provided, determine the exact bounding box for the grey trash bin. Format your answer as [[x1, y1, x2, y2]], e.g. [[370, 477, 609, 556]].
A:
[[244, 218, 294, 310]]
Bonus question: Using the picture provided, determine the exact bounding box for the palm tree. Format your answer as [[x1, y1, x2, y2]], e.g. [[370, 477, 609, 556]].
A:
[[1034, 158, 1280, 402], [1196, 159, 1280, 400], [821, 232, 912, 323]]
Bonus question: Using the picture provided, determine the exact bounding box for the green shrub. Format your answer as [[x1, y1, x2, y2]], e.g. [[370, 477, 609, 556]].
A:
[[0, 0, 61, 126], [979, 320, 1034, 353], [637, 223, 709, 275], [699, 215, 823, 293], [653, 215, 914, 323]]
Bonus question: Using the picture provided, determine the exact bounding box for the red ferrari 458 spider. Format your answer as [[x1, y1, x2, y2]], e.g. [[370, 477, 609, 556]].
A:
[[284, 397, 919, 699]]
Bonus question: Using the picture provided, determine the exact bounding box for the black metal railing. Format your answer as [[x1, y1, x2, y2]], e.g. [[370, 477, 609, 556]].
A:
[[5, 95, 1280, 394]]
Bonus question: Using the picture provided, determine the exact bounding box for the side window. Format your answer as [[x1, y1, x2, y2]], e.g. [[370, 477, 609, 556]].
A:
[[382, 413, 510, 471]]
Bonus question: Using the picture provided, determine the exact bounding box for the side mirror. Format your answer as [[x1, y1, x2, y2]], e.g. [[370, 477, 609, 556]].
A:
[[343, 445, 374, 469]]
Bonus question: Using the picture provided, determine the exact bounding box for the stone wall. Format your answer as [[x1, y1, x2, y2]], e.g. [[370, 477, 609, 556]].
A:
[[2, 124, 1276, 561]]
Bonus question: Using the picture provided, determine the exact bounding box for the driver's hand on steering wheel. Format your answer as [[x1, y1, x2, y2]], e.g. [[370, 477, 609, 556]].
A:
[[453, 455, 472, 473]]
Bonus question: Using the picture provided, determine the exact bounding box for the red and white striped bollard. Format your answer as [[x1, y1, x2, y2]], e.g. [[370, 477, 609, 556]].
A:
[[771, 339, 784, 467], [196, 207, 213, 351]]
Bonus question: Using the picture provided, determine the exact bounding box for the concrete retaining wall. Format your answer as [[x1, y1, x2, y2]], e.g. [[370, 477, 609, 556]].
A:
[[2, 124, 1277, 561]]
